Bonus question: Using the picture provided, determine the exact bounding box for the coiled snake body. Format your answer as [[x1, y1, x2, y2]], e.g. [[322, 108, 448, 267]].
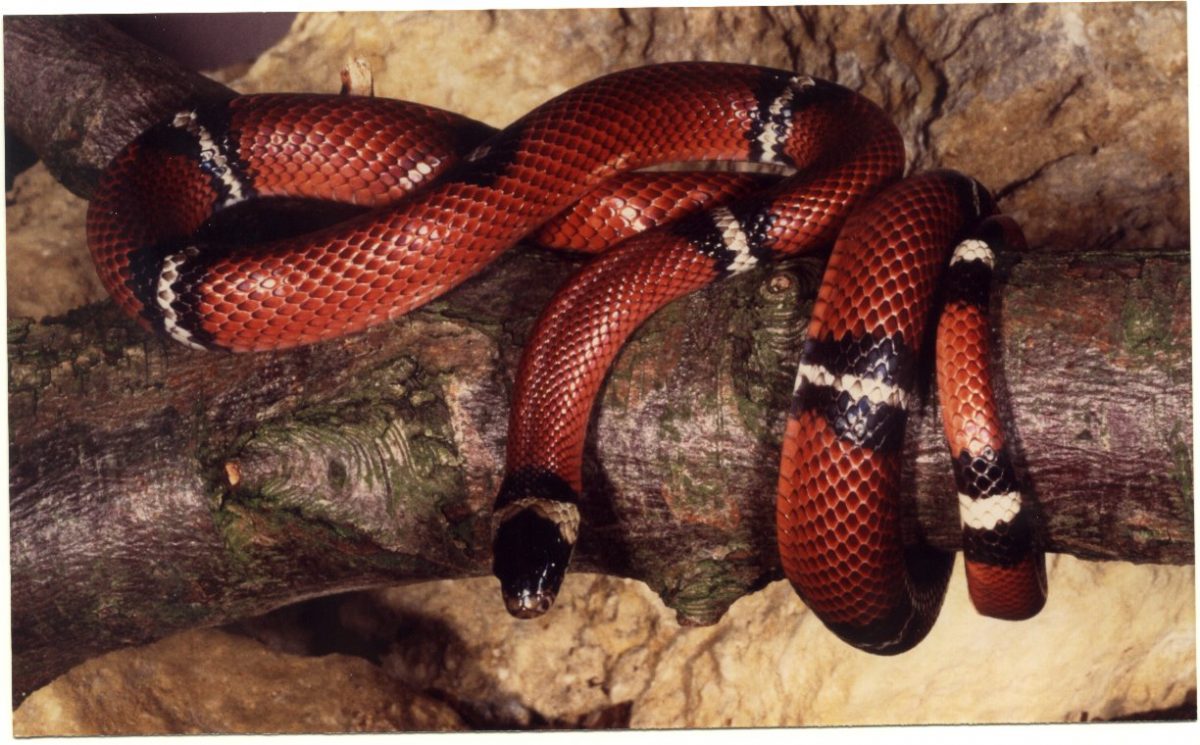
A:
[[87, 62, 1046, 653]]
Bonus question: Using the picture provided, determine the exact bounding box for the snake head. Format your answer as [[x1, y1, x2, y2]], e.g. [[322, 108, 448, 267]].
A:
[[491, 493, 579, 619]]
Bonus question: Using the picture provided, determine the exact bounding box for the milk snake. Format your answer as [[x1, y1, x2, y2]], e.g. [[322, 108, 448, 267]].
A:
[[86, 62, 1047, 653]]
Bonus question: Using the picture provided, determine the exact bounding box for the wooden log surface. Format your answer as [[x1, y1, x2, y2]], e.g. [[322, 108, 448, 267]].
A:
[[5, 14, 1192, 703], [3, 15, 234, 199]]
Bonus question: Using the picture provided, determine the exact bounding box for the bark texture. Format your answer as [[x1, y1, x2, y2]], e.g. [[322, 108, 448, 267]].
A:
[[6, 5, 1192, 718], [3, 15, 233, 198], [9, 230, 1191, 701]]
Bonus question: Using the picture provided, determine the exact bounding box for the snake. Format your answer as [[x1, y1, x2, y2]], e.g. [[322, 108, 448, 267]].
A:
[[86, 62, 1047, 653]]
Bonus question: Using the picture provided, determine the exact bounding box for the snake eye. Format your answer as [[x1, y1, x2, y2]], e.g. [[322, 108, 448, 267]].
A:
[[492, 507, 572, 619]]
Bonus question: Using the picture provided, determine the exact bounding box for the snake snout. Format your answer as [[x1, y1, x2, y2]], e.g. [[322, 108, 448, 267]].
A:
[[492, 505, 573, 619], [504, 589, 556, 619]]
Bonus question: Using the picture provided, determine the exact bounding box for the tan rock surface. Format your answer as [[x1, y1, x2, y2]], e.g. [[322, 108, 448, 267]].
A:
[[226, 4, 1185, 253], [377, 557, 1193, 727], [5, 165, 105, 319], [13, 559, 1193, 732], [12, 628, 464, 735]]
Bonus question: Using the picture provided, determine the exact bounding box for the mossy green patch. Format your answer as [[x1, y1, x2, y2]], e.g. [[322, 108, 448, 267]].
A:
[[209, 351, 467, 557], [1166, 424, 1193, 521], [1120, 296, 1174, 358], [212, 501, 258, 566], [658, 557, 752, 625], [213, 495, 453, 592], [1118, 258, 1189, 375], [730, 261, 816, 437], [8, 318, 32, 345], [663, 461, 725, 505]]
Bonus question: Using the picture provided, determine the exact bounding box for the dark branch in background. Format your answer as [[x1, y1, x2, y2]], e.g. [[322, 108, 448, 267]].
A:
[[3, 15, 234, 199], [5, 15, 1192, 705]]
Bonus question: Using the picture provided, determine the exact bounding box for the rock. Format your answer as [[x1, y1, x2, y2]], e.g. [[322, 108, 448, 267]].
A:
[[13, 559, 1194, 731], [226, 4, 1185, 253], [5, 164, 106, 319], [375, 557, 1194, 726], [11, 628, 464, 734]]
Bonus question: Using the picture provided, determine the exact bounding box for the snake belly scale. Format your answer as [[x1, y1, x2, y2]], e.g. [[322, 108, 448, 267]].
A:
[[86, 62, 1046, 653]]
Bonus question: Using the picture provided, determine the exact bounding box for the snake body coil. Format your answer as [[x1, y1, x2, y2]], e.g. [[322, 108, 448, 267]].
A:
[[87, 62, 1046, 652]]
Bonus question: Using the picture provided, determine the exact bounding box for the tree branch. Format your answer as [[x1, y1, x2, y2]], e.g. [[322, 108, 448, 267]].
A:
[[3, 15, 233, 199], [9, 243, 1191, 701]]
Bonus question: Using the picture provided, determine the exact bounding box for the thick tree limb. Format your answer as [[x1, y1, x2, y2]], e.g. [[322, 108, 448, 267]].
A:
[[9, 244, 1192, 701], [5, 14, 1192, 704], [3, 15, 233, 199]]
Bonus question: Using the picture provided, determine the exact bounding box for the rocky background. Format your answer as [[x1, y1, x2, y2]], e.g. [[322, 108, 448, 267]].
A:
[[7, 4, 1195, 733]]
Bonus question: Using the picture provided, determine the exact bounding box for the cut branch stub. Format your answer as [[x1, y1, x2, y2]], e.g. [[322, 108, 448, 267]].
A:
[[222, 382, 480, 572]]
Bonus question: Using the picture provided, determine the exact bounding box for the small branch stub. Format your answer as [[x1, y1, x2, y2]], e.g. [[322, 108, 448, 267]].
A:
[[225, 461, 242, 487], [340, 57, 375, 97]]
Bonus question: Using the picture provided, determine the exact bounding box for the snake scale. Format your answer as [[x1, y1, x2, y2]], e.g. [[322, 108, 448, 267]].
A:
[[87, 62, 1047, 653]]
